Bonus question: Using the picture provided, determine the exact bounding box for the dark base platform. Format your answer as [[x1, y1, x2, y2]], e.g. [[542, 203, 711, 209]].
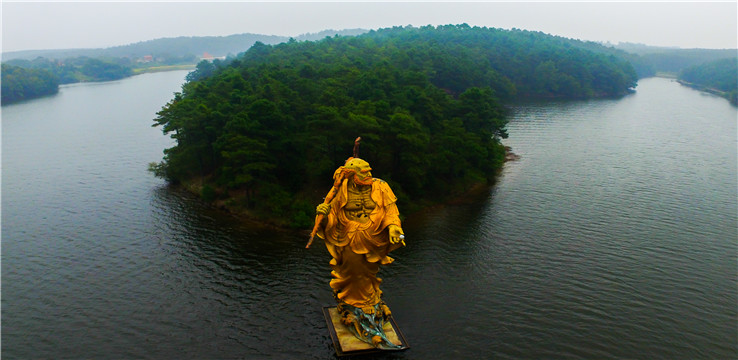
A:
[[322, 306, 410, 357]]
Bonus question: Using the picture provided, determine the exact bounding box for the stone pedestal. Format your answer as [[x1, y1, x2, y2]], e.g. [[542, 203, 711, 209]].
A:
[[322, 306, 410, 356]]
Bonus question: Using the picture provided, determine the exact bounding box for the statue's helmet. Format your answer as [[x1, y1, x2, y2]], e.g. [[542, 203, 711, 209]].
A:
[[342, 157, 373, 185], [344, 158, 371, 173]]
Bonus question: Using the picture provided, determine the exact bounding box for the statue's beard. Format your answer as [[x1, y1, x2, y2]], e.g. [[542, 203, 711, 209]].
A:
[[353, 174, 373, 186]]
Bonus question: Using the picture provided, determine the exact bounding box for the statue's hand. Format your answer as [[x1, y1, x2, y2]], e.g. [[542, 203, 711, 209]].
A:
[[388, 225, 405, 245], [316, 203, 331, 216]]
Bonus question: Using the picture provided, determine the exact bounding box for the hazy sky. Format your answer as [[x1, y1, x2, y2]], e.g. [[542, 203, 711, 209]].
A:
[[2, 1, 737, 53]]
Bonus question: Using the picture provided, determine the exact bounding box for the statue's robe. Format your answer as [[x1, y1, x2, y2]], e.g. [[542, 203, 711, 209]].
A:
[[317, 178, 402, 308]]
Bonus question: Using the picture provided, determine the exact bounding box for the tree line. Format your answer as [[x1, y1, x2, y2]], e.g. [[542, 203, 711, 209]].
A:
[[6, 56, 135, 84], [1, 64, 59, 105], [151, 25, 638, 227], [2, 29, 366, 63], [678, 57, 738, 105], [1, 57, 137, 104]]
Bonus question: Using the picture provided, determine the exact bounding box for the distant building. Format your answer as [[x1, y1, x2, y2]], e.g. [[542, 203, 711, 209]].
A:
[[200, 52, 226, 62], [137, 55, 154, 63]]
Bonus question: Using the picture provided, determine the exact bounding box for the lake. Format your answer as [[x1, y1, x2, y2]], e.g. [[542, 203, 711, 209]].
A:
[[2, 72, 736, 359]]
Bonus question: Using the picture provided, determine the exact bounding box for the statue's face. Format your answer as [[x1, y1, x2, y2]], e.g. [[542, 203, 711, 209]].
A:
[[345, 158, 373, 185]]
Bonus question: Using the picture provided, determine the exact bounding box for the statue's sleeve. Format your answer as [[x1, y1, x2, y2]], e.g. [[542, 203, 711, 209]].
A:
[[376, 181, 401, 230]]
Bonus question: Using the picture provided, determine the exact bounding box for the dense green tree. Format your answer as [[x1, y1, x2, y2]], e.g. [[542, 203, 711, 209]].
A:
[[1, 64, 59, 104], [3, 56, 132, 86], [679, 57, 738, 105], [186, 60, 219, 82], [679, 57, 738, 92], [80, 58, 132, 80]]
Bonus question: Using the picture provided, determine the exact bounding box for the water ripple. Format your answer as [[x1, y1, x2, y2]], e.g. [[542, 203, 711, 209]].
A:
[[3, 76, 736, 359]]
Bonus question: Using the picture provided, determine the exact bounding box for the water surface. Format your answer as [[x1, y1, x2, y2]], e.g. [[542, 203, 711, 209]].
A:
[[2, 75, 736, 359]]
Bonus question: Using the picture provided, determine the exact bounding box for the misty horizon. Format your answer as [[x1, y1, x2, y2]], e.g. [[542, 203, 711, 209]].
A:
[[2, 2, 736, 54], [4, 26, 732, 57]]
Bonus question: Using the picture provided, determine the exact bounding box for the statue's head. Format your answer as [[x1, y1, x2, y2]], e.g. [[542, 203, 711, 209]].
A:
[[343, 157, 373, 186]]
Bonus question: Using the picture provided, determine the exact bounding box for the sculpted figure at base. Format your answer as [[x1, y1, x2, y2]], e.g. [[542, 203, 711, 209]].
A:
[[307, 155, 405, 350]]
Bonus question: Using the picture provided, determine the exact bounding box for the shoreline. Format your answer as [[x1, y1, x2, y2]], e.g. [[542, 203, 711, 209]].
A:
[[2, 65, 196, 106], [166, 146, 521, 233], [132, 64, 196, 75], [676, 79, 736, 105], [676, 79, 727, 96]]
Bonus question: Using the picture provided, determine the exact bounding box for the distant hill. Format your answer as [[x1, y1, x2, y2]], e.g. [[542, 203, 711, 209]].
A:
[[613, 42, 737, 77], [614, 42, 683, 55], [1, 29, 369, 61], [0, 29, 371, 104]]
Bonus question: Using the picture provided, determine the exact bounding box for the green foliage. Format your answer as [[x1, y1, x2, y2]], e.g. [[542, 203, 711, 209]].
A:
[[201, 184, 217, 202], [186, 60, 220, 82], [679, 57, 738, 93], [677, 57, 738, 105], [290, 198, 317, 229], [1, 63, 59, 104], [152, 25, 640, 225], [80, 58, 132, 81], [147, 162, 169, 180], [4, 56, 132, 85]]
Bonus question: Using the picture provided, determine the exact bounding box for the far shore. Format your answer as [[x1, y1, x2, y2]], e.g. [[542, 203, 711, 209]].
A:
[[132, 64, 196, 75], [654, 72, 677, 79], [676, 79, 727, 96], [159, 146, 521, 231]]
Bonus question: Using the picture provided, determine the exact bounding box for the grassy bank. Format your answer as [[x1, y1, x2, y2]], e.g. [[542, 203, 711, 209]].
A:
[[132, 64, 196, 75], [654, 72, 677, 79]]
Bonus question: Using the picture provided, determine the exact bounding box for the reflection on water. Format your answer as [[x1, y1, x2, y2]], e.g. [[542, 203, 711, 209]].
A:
[[2, 75, 736, 359]]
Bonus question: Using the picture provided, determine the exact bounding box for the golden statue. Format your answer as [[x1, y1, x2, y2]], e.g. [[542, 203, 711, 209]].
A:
[[306, 138, 405, 350]]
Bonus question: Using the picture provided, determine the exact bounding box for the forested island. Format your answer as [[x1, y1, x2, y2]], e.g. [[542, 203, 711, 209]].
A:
[[150, 25, 638, 227], [677, 57, 738, 105]]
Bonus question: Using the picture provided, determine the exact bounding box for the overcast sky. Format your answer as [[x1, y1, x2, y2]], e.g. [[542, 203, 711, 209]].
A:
[[2, 1, 736, 53]]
